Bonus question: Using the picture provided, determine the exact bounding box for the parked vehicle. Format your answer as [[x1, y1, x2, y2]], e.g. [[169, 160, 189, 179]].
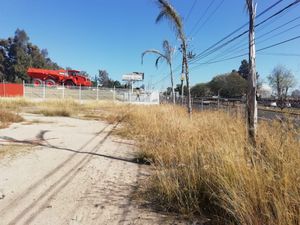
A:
[[270, 102, 277, 107], [27, 68, 92, 87]]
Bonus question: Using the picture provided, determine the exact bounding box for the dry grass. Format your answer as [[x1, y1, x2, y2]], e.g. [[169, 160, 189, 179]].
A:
[[29, 99, 83, 117], [113, 105, 300, 225], [1, 98, 299, 224], [0, 110, 24, 128], [34, 108, 71, 117], [0, 144, 33, 159], [0, 98, 34, 111]]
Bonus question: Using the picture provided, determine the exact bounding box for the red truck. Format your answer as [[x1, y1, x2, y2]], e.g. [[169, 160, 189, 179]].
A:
[[27, 68, 92, 87]]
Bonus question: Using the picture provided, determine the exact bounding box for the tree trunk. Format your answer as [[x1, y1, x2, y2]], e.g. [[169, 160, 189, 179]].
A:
[[181, 58, 185, 105], [247, 0, 257, 145], [182, 40, 192, 117], [169, 64, 175, 104]]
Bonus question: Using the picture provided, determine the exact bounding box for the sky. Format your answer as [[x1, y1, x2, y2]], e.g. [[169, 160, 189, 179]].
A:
[[0, 0, 300, 90]]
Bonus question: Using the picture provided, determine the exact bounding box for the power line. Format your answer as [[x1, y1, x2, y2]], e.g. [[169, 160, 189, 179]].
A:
[[185, 0, 197, 23], [188, 0, 217, 36], [190, 0, 300, 64], [192, 0, 225, 37], [151, 74, 170, 87], [157, 0, 299, 86], [203, 9, 298, 62], [258, 52, 300, 57], [257, 35, 300, 52], [191, 0, 291, 62], [192, 0, 285, 58], [208, 20, 300, 61], [189, 35, 300, 71]]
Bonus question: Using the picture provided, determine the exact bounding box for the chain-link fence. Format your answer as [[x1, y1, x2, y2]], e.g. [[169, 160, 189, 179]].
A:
[[24, 83, 160, 104]]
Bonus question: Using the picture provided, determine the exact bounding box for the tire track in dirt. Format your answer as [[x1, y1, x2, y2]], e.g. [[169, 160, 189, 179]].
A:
[[3, 123, 119, 225], [0, 123, 110, 217], [65, 142, 120, 224]]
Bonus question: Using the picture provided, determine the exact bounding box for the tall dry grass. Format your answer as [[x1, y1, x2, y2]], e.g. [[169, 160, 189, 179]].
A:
[[117, 105, 300, 225], [0, 111, 24, 128], [0, 98, 299, 224]]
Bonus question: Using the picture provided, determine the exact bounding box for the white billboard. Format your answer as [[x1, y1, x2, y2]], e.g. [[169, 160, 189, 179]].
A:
[[122, 72, 144, 81]]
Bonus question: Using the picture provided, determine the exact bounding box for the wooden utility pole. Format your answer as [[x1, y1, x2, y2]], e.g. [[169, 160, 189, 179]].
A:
[[247, 0, 258, 145]]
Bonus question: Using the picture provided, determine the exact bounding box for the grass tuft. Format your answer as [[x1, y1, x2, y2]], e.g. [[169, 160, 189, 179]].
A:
[[0, 110, 24, 128], [35, 109, 71, 117]]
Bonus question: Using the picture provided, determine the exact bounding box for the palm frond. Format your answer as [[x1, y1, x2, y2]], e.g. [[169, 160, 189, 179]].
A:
[[155, 11, 167, 24], [141, 49, 164, 64], [155, 56, 164, 69], [155, 0, 184, 39], [162, 40, 174, 64]]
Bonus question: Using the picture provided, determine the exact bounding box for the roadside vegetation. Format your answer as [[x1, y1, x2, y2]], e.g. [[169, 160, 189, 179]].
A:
[[0, 144, 32, 159], [117, 105, 299, 225], [0, 108, 24, 129], [0, 98, 26, 128], [0, 98, 299, 224]]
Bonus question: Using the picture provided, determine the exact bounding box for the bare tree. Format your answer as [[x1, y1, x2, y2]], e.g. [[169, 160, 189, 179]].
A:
[[246, 0, 258, 145], [268, 65, 296, 109], [155, 0, 192, 116], [142, 40, 176, 104]]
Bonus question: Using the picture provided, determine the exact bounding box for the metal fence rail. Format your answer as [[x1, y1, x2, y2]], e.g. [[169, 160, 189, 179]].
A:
[[23, 83, 160, 104]]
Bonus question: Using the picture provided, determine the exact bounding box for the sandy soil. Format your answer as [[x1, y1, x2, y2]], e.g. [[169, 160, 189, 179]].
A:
[[0, 114, 184, 225]]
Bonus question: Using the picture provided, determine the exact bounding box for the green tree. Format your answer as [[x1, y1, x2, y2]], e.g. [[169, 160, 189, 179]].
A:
[[209, 72, 247, 98], [155, 0, 192, 115], [238, 59, 250, 80], [98, 69, 122, 88], [8, 29, 31, 82], [238, 59, 259, 81], [113, 80, 122, 88], [0, 48, 5, 81], [142, 40, 175, 104], [0, 29, 60, 82], [191, 83, 211, 98]]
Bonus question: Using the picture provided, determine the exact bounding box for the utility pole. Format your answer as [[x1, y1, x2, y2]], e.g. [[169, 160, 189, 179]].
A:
[[247, 0, 258, 145]]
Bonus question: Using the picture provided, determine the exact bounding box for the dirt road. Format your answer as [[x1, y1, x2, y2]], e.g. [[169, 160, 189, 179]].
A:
[[0, 114, 181, 225]]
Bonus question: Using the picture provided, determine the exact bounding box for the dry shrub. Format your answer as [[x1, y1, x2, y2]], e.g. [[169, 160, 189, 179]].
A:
[[0, 110, 24, 128], [35, 108, 71, 117], [30, 99, 82, 117], [0, 98, 33, 110], [0, 144, 32, 159], [82, 101, 130, 124], [117, 104, 300, 225]]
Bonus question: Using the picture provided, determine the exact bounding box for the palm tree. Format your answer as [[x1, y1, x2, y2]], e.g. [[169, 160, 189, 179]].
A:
[[141, 40, 176, 104], [155, 0, 192, 116]]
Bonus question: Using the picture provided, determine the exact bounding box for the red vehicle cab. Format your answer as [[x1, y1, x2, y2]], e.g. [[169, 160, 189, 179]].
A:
[[27, 68, 92, 87]]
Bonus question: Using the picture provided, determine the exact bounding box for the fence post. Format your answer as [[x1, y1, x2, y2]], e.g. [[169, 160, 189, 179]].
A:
[[62, 83, 65, 99], [201, 98, 204, 111], [79, 85, 82, 101], [113, 86, 116, 102], [96, 86, 99, 101], [3, 80, 6, 97], [23, 80, 25, 97], [43, 81, 46, 99]]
